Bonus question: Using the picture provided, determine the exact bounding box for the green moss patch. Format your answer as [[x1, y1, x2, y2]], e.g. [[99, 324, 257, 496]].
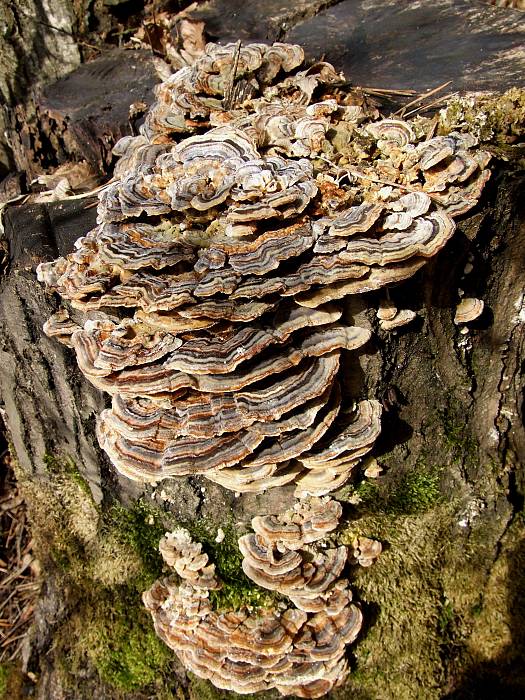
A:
[[343, 462, 442, 515], [103, 501, 166, 589], [14, 452, 178, 694], [182, 519, 280, 612], [16, 450, 284, 695], [73, 587, 172, 692]]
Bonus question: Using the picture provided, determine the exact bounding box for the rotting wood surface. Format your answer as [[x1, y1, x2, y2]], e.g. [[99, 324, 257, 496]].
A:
[[0, 1, 524, 698]]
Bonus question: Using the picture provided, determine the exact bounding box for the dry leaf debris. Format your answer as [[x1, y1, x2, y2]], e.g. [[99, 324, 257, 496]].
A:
[[38, 41, 491, 494], [0, 452, 40, 664]]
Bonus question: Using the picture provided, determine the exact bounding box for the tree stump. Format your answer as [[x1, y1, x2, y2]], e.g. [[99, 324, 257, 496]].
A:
[[0, 2, 524, 698]]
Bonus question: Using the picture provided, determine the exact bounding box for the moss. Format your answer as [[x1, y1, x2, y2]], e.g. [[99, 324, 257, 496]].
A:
[[335, 504, 468, 699], [15, 451, 179, 694], [436, 395, 480, 473], [182, 519, 280, 612], [77, 587, 172, 692], [43, 452, 94, 500], [354, 479, 381, 505], [438, 596, 456, 635], [334, 494, 525, 700], [70, 501, 173, 689], [20, 453, 100, 579], [0, 665, 8, 699], [0, 664, 23, 700], [387, 465, 442, 514], [342, 463, 442, 515], [103, 500, 166, 588]]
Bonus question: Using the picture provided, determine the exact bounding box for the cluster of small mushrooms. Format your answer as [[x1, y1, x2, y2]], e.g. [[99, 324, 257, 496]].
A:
[[37, 41, 491, 693], [144, 497, 377, 697]]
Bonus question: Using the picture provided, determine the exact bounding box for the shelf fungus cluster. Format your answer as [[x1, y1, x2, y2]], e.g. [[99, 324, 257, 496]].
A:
[[144, 497, 373, 697], [37, 41, 491, 495], [36, 40, 494, 696]]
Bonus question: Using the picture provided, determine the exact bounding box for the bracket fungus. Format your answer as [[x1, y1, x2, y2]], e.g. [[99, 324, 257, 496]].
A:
[[143, 498, 368, 697], [454, 297, 485, 324], [350, 536, 383, 568], [37, 40, 491, 496], [35, 39, 496, 696], [379, 308, 417, 332]]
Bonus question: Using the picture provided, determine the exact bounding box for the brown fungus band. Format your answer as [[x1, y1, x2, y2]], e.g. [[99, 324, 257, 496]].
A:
[[37, 40, 492, 696], [37, 41, 490, 495], [143, 497, 374, 698]]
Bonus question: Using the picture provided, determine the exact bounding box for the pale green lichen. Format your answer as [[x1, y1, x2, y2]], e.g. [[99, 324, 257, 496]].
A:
[[438, 88, 525, 149]]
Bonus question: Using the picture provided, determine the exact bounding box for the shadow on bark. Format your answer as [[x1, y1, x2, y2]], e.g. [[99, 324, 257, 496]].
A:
[[444, 534, 525, 699]]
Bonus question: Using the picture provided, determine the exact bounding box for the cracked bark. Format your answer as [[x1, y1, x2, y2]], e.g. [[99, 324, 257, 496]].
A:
[[0, 1, 524, 698]]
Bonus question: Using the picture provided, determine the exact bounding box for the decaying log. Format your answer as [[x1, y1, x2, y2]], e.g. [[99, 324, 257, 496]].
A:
[[5, 49, 161, 182]]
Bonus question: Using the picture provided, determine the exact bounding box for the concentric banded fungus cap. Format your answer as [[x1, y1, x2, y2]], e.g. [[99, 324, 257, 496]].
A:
[[143, 509, 367, 698], [366, 119, 415, 147], [379, 308, 417, 331], [238, 497, 348, 604], [454, 297, 484, 324], [159, 528, 220, 589], [376, 299, 397, 321], [43, 308, 81, 347], [293, 400, 382, 495], [251, 496, 343, 550], [37, 40, 491, 496]]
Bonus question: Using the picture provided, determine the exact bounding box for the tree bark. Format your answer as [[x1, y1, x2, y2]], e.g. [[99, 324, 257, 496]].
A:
[[0, 2, 524, 699], [0, 0, 81, 175]]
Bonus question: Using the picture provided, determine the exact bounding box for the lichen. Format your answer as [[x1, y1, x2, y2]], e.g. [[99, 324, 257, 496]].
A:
[[437, 87, 525, 155]]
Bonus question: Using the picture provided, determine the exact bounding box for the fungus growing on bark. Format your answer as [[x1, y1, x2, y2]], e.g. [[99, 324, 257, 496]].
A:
[[38, 40, 491, 495], [143, 498, 367, 697], [379, 308, 417, 331], [239, 497, 348, 608], [376, 298, 397, 321], [43, 308, 81, 347], [350, 536, 383, 568], [454, 297, 485, 324]]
